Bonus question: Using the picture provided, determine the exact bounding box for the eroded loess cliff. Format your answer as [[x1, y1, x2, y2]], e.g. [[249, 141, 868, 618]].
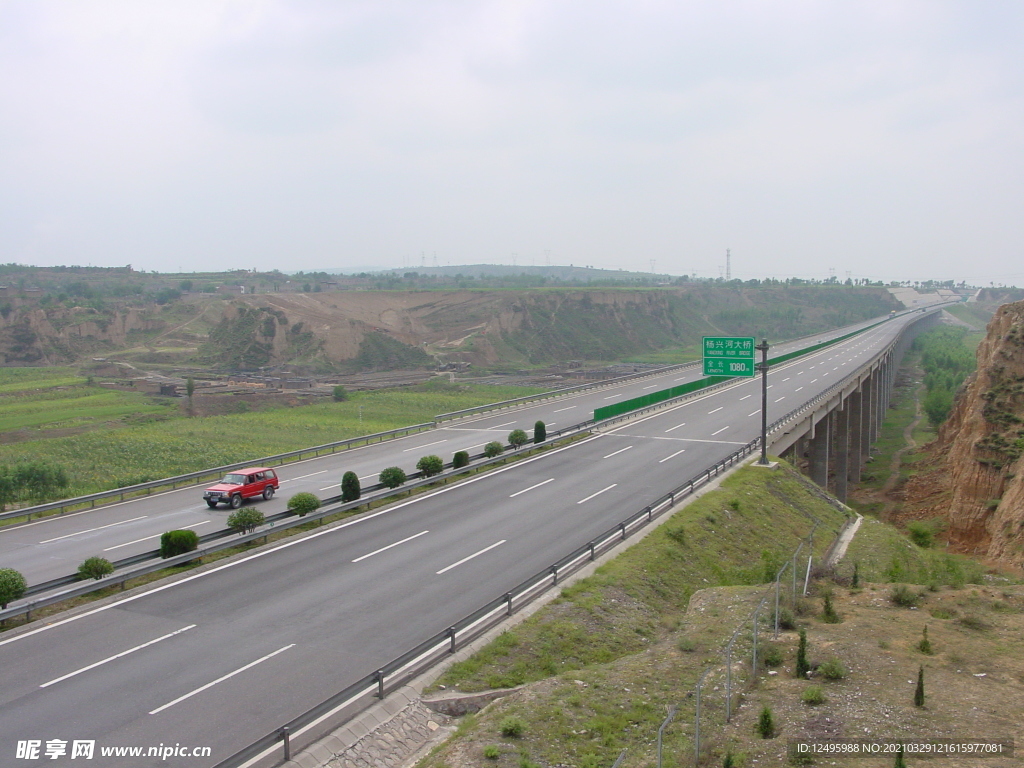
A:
[[906, 300, 1024, 565]]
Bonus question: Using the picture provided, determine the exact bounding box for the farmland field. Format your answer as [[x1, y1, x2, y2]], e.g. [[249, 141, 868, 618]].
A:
[[0, 381, 545, 497]]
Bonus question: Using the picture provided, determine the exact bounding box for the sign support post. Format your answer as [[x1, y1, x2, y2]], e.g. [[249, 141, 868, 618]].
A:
[[756, 338, 770, 465]]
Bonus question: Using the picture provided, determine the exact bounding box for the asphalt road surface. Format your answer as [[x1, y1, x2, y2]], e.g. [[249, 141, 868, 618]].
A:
[[0, 313, 919, 767]]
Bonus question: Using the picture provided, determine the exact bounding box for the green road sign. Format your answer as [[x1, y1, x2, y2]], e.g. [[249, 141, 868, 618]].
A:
[[702, 336, 756, 377]]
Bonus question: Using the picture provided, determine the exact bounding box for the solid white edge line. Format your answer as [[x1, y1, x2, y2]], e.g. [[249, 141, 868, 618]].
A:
[[0, 434, 603, 650], [436, 540, 506, 575], [602, 445, 633, 459], [509, 478, 554, 498], [658, 449, 686, 463], [577, 484, 617, 504], [149, 644, 295, 715], [39, 515, 149, 544], [41, 625, 197, 688], [352, 530, 429, 563]]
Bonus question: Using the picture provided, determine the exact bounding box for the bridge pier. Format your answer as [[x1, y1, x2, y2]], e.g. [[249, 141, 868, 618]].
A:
[[767, 308, 943, 499]]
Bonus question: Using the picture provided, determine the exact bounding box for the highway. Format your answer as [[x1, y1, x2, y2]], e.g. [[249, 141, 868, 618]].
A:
[[0, 313, 920, 767], [0, 316, 892, 588]]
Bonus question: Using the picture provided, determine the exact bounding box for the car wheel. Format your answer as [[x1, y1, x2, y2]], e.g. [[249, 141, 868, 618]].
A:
[[229, 494, 243, 509], [263, 485, 275, 500], [206, 500, 218, 508]]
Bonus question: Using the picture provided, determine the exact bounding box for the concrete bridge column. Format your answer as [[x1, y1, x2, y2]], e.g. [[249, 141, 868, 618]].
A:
[[848, 389, 863, 484], [860, 374, 873, 462], [808, 411, 831, 489], [833, 402, 850, 502]]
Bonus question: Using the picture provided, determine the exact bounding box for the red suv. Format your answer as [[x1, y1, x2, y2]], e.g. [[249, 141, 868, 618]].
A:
[[203, 467, 279, 509]]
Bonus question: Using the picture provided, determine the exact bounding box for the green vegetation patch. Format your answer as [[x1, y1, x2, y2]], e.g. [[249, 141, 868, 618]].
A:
[[0, 382, 544, 498], [839, 517, 985, 587], [433, 463, 847, 693]]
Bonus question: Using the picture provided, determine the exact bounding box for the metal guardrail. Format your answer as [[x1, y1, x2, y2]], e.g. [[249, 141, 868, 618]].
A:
[[0, 307, 926, 527], [0, 422, 437, 524], [433, 361, 700, 422], [210, 439, 762, 768]]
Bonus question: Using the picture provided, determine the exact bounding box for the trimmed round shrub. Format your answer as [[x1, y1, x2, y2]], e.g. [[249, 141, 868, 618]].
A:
[[289, 492, 321, 517], [508, 429, 528, 449], [227, 507, 265, 534], [78, 556, 114, 581], [533, 421, 547, 443], [160, 529, 199, 559], [416, 454, 444, 477], [341, 471, 361, 502], [379, 466, 407, 489], [452, 451, 470, 469], [0, 567, 27, 608], [483, 441, 504, 458]]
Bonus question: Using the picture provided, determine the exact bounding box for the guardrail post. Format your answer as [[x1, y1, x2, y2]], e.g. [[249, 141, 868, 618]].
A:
[[550, 565, 559, 586], [588, 542, 596, 561], [281, 727, 290, 761], [645, 506, 652, 522], [505, 592, 513, 616], [619, 522, 626, 540], [448, 626, 457, 653], [375, 669, 385, 698]]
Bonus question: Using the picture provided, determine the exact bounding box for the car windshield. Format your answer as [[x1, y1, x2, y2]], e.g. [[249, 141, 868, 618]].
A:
[[221, 473, 246, 485]]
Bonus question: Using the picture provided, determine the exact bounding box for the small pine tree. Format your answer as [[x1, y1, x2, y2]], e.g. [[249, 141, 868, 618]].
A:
[[341, 471, 361, 502], [723, 752, 735, 768], [795, 628, 810, 679], [914, 666, 925, 707], [757, 706, 775, 739], [917, 625, 933, 655], [533, 420, 547, 444], [851, 561, 860, 588], [822, 592, 840, 623], [894, 743, 906, 768]]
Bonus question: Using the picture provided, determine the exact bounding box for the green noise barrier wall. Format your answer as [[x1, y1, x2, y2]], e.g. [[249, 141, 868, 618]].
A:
[[593, 317, 892, 422]]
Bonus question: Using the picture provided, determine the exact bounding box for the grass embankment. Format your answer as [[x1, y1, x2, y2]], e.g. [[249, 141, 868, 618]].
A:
[[417, 465, 1008, 768], [0, 381, 544, 497], [419, 464, 848, 768]]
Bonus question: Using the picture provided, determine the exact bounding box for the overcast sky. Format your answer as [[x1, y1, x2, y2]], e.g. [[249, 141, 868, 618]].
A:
[[1, 1, 1022, 283]]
